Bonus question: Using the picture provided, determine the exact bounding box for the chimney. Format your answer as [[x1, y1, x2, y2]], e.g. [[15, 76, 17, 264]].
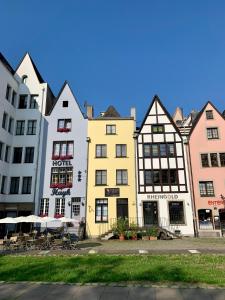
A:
[[87, 105, 94, 119], [130, 107, 136, 121]]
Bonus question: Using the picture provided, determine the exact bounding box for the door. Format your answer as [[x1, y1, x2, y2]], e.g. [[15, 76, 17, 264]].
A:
[[117, 199, 128, 219], [143, 201, 158, 226]]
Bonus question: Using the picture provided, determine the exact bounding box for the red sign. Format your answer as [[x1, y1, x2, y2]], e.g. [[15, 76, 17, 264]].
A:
[[208, 200, 225, 206]]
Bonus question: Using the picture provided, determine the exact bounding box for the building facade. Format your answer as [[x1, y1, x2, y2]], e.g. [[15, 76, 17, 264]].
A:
[[40, 82, 87, 225], [136, 96, 194, 236], [86, 106, 137, 237], [0, 52, 54, 224], [189, 102, 225, 236]]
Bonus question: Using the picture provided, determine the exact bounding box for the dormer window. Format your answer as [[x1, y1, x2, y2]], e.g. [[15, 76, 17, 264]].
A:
[[152, 125, 164, 133], [22, 75, 28, 84], [62, 101, 68, 107], [57, 119, 71, 132]]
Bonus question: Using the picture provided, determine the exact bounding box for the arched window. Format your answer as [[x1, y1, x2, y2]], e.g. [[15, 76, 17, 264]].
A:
[[22, 75, 28, 84]]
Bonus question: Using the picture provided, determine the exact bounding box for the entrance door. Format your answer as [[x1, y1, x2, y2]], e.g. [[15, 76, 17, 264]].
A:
[[117, 199, 128, 219], [143, 202, 158, 226]]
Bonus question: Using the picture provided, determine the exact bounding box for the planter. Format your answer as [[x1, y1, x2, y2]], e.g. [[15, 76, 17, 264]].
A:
[[131, 236, 137, 240], [142, 236, 149, 241], [149, 236, 157, 241], [119, 234, 125, 241]]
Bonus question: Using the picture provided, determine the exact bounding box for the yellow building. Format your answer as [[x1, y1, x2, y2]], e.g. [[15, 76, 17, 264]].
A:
[[86, 106, 137, 237]]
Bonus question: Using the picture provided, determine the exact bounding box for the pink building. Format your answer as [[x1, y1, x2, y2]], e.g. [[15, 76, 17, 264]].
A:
[[189, 102, 225, 237]]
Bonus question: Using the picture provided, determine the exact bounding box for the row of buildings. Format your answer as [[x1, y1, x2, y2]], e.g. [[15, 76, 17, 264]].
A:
[[0, 52, 225, 238]]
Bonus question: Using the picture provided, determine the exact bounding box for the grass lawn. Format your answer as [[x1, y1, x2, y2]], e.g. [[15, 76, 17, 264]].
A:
[[0, 254, 225, 286]]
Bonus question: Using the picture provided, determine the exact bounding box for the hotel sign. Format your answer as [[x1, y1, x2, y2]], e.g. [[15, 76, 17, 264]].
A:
[[52, 160, 72, 166], [105, 188, 120, 197], [51, 188, 71, 197]]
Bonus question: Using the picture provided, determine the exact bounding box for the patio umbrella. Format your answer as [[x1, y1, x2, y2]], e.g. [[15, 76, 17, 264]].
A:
[[0, 217, 18, 236], [58, 217, 79, 233]]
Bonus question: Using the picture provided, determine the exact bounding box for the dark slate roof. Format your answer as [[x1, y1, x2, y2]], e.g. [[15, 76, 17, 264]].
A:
[[102, 105, 121, 117], [0, 52, 14, 75], [223, 110, 225, 118]]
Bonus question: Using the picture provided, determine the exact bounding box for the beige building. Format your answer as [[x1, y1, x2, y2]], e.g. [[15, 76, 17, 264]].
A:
[[86, 106, 137, 237]]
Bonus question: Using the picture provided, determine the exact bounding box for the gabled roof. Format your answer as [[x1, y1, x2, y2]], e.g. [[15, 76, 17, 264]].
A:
[[189, 101, 225, 136], [0, 52, 14, 75], [15, 52, 45, 83], [138, 95, 182, 138], [47, 81, 86, 118], [102, 105, 121, 118]]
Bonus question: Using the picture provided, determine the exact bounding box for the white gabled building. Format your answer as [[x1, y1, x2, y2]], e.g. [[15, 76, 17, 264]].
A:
[[136, 96, 194, 236], [0, 52, 54, 224], [40, 82, 87, 227]]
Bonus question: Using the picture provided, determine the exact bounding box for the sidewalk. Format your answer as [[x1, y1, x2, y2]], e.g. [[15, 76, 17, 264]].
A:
[[0, 283, 225, 300]]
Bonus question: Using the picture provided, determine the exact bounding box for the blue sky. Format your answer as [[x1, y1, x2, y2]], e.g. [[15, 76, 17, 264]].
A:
[[1, 1, 225, 124]]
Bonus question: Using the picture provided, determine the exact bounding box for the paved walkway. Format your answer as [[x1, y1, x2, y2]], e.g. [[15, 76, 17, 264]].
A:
[[0, 283, 225, 300]]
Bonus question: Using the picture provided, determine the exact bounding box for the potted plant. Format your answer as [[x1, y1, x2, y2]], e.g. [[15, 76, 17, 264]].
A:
[[141, 230, 149, 240], [147, 226, 158, 240], [111, 217, 129, 241], [129, 222, 138, 240]]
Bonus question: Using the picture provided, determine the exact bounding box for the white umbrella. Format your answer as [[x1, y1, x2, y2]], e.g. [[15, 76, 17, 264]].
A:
[[0, 217, 17, 224], [14, 216, 28, 223], [40, 216, 58, 223], [58, 217, 77, 223], [23, 215, 43, 223]]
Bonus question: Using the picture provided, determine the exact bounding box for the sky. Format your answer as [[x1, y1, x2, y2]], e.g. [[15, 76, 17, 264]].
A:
[[1, 1, 225, 125]]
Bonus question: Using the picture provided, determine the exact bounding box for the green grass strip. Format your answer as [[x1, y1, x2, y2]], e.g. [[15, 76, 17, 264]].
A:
[[0, 254, 225, 286]]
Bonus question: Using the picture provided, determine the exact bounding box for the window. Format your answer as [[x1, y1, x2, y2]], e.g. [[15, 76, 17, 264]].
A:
[[106, 124, 116, 135], [13, 147, 23, 163], [22, 177, 32, 194], [57, 119, 71, 132], [8, 117, 14, 134], [220, 153, 225, 167], [95, 199, 108, 222], [159, 144, 167, 157], [62, 101, 68, 107], [207, 128, 219, 139], [1, 176, 6, 194], [152, 125, 164, 133], [30, 95, 38, 109], [10, 177, 20, 194], [39, 198, 49, 216], [55, 198, 65, 217], [143, 143, 175, 158], [96, 144, 107, 158], [4, 146, 10, 163], [144, 169, 178, 185], [52, 141, 74, 159], [5, 85, 11, 100], [22, 75, 28, 84], [201, 154, 209, 167], [210, 153, 218, 167], [24, 147, 34, 163], [167, 143, 175, 157], [16, 120, 25, 135], [199, 181, 214, 197], [143, 144, 151, 157], [27, 120, 37, 135], [50, 167, 73, 188], [18, 95, 27, 109], [72, 205, 80, 216], [0, 142, 4, 160], [116, 169, 128, 185], [11, 91, 17, 107], [169, 202, 185, 224], [206, 110, 214, 120], [152, 144, 159, 157], [95, 170, 107, 185], [116, 144, 127, 157], [2, 112, 8, 129]]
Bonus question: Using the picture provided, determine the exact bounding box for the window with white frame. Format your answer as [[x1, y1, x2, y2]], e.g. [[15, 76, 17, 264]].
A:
[[50, 167, 73, 187], [207, 128, 219, 139], [72, 204, 80, 216], [27, 120, 37, 135], [95, 170, 107, 185], [57, 119, 71, 131], [106, 124, 116, 135], [95, 199, 108, 222], [52, 141, 74, 159], [199, 181, 214, 197], [39, 198, 49, 216], [55, 198, 65, 217], [116, 144, 127, 157], [30, 95, 38, 109], [16, 120, 25, 135], [169, 201, 185, 224]]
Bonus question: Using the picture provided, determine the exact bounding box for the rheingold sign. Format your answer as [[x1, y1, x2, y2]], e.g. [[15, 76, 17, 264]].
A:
[[147, 194, 179, 200], [51, 188, 71, 197]]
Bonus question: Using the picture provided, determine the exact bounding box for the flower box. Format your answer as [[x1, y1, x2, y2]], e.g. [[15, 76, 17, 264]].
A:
[[57, 128, 64, 132], [66, 182, 72, 188], [52, 155, 60, 160], [54, 214, 64, 219], [39, 214, 48, 217], [50, 183, 58, 188]]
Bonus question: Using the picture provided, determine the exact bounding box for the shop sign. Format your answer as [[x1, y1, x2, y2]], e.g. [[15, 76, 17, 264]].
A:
[[52, 160, 72, 166], [51, 188, 71, 197], [147, 194, 179, 200], [105, 188, 120, 197], [208, 200, 225, 206]]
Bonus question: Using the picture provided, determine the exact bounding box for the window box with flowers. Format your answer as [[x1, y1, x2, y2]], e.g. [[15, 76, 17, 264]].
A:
[[52, 155, 60, 160], [50, 183, 58, 188], [66, 182, 72, 188], [39, 213, 48, 217], [54, 213, 64, 219]]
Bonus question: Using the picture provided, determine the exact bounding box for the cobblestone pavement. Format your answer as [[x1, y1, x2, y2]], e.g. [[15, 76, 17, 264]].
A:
[[0, 283, 225, 300], [1, 237, 225, 255]]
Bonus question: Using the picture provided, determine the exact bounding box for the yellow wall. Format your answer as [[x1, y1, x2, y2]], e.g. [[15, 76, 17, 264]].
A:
[[86, 118, 137, 237]]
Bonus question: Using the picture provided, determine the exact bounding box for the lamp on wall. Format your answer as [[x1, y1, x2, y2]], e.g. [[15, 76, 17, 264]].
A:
[[68, 201, 71, 207]]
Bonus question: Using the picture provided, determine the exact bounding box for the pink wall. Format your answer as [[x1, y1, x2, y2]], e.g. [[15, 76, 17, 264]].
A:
[[189, 102, 225, 216]]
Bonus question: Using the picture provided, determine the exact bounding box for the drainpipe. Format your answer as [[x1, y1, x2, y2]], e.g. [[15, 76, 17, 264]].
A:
[[33, 87, 45, 215], [186, 138, 198, 237], [85, 135, 91, 238]]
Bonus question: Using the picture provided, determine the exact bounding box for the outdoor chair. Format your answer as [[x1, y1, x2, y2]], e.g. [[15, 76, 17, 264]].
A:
[[51, 238, 63, 250]]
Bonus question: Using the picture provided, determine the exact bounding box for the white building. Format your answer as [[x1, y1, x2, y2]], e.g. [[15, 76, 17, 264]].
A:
[[40, 82, 88, 225], [0, 52, 54, 224], [136, 96, 194, 236]]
